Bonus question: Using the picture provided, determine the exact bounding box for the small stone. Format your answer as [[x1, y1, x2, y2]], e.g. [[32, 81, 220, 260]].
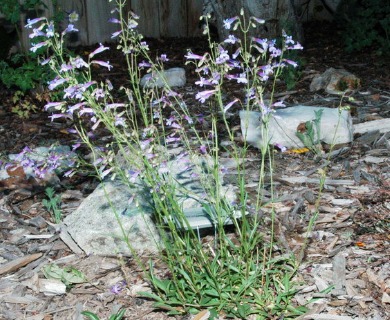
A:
[[303, 190, 316, 204], [28, 216, 47, 229], [310, 68, 360, 95], [140, 67, 186, 88]]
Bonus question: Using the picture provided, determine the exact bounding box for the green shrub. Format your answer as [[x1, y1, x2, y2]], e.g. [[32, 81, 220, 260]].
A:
[[336, 0, 390, 54]]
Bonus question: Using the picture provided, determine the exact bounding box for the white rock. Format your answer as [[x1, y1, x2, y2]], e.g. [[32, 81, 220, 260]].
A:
[[240, 106, 353, 149], [38, 279, 66, 296], [140, 67, 186, 88]]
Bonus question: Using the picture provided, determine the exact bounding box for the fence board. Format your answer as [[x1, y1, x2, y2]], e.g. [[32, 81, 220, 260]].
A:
[[159, 0, 187, 37], [186, 0, 203, 36], [20, 0, 203, 52], [130, 0, 160, 38], [85, 0, 118, 44]]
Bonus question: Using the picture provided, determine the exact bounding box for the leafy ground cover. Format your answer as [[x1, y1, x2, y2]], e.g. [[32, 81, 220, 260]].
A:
[[0, 20, 389, 319]]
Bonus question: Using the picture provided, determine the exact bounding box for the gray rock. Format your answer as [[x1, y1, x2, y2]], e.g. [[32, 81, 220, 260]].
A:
[[61, 151, 239, 255], [240, 106, 353, 149], [310, 68, 360, 95], [61, 180, 160, 255], [140, 67, 186, 88]]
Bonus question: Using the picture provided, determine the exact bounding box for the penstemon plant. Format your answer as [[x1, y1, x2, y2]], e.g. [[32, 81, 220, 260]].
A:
[[25, 0, 306, 318]]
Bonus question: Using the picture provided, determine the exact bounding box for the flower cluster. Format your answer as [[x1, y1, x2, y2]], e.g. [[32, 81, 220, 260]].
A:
[[14, 146, 77, 179], [186, 15, 303, 117]]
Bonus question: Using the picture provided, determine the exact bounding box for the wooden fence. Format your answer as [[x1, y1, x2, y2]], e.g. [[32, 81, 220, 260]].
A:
[[20, 0, 203, 50]]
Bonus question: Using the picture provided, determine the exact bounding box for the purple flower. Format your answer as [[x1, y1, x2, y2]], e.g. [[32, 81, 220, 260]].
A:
[[129, 11, 139, 19], [92, 88, 105, 99], [223, 16, 239, 30], [287, 43, 303, 50], [258, 65, 273, 81], [216, 46, 230, 64], [184, 115, 193, 124], [89, 43, 110, 58], [166, 136, 180, 143], [200, 145, 207, 154], [211, 72, 221, 84], [40, 57, 52, 65], [269, 47, 282, 58], [195, 89, 217, 103], [72, 57, 89, 68], [232, 48, 241, 59], [226, 73, 247, 84], [48, 77, 68, 90], [49, 113, 72, 121], [166, 115, 176, 126], [68, 102, 86, 113], [195, 77, 213, 87], [108, 18, 121, 24], [46, 22, 55, 37], [72, 143, 81, 150], [105, 103, 125, 109], [251, 17, 265, 24], [44, 101, 66, 111], [252, 37, 268, 52], [91, 60, 113, 70], [79, 108, 94, 116], [274, 143, 287, 152], [283, 59, 298, 67], [223, 99, 239, 113], [25, 17, 46, 29], [29, 28, 45, 39], [138, 61, 151, 69], [64, 85, 83, 100], [140, 42, 149, 50], [62, 24, 78, 35], [128, 20, 138, 29], [30, 41, 49, 53], [185, 51, 205, 60], [272, 101, 286, 108], [60, 63, 74, 72], [224, 35, 239, 44], [114, 115, 126, 127], [106, 80, 113, 90], [128, 170, 141, 183], [259, 102, 272, 115], [35, 167, 48, 179], [159, 54, 169, 62], [80, 81, 96, 91], [100, 167, 113, 179], [111, 30, 122, 38], [140, 139, 152, 150]]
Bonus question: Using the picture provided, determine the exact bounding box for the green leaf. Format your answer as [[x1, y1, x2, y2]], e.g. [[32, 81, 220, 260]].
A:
[[151, 277, 171, 294], [203, 289, 220, 298], [237, 303, 251, 318], [137, 291, 164, 302], [42, 264, 64, 280], [62, 267, 87, 284], [109, 309, 126, 320], [81, 311, 100, 320]]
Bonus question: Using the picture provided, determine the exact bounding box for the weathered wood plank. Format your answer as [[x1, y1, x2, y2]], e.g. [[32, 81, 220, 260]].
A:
[[159, 0, 187, 37], [130, 0, 160, 38], [186, 0, 203, 36], [85, 0, 118, 45], [0, 253, 43, 275]]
